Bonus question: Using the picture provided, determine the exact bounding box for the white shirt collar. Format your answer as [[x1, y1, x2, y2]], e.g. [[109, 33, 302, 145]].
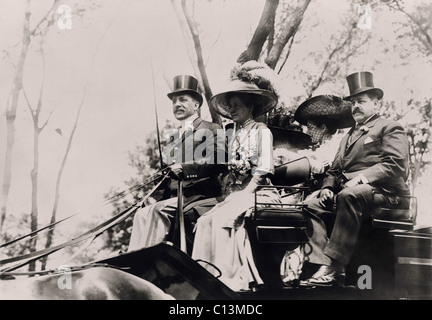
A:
[[237, 118, 255, 130], [356, 113, 377, 126], [180, 115, 198, 133]]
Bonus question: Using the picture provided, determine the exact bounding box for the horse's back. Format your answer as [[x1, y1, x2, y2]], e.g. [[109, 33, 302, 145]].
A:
[[0, 267, 174, 300]]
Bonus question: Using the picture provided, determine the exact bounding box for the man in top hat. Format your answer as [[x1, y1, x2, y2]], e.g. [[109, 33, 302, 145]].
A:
[[299, 71, 411, 287], [128, 75, 227, 253]]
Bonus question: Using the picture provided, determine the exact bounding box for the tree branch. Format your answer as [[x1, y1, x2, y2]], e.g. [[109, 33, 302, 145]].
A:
[[389, 1, 432, 54], [30, 0, 60, 37], [307, 21, 357, 97], [237, 0, 279, 63], [176, 0, 222, 126], [265, 0, 311, 70], [277, 32, 295, 74]]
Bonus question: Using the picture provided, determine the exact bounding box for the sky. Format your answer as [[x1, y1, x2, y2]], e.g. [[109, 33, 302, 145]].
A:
[[0, 0, 265, 229], [0, 0, 431, 241]]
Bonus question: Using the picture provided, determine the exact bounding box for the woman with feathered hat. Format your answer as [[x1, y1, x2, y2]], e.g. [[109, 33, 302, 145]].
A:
[[191, 61, 281, 292]]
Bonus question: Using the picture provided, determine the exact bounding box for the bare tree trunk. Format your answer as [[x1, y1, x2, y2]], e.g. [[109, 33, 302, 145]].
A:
[[0, 0, 59, 235], [40, 91, 85, 270], [265, 0, 311, 70], [170, 0, 201, 87], [172, 0, 222, 126], [41, 21, 111, 270], [0, 0, 32, 234], [237, 0, 279, 64], [23, 41, 52, 271], [29, 119, 41, 271], [277, 35, 295, 74], [19, 1, 59, 271]]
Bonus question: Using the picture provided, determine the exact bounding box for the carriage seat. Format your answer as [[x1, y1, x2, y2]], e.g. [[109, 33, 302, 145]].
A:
[[346, 191, 418, 291], [371, 190, 417, 231], [246, 156, 314, 246], [249, 206, 309, 244]]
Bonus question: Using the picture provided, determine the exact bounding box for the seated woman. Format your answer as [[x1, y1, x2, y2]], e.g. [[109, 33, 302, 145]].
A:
[[191, 65, 281, 292]]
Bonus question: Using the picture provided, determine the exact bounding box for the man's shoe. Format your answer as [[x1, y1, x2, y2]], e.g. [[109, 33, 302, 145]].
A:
[[299, 265, 345, 287]]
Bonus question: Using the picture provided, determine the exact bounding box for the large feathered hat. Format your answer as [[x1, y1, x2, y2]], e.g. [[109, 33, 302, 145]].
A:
[[209, 61, 279, 119]]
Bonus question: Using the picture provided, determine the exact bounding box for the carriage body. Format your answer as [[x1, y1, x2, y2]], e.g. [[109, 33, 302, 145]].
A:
[[94, 167, 431, 300], [0, 131, 431, 301]]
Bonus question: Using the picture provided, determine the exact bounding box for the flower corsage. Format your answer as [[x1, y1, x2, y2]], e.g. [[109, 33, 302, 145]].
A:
[[359, 125, 369, 133]]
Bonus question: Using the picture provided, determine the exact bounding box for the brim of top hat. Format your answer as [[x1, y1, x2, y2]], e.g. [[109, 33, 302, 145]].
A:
[[209, 79, 278, 119], [294, 95, 355, 129], [268, 125, 312, 150], [343, 87, 384, 101], [167, 89, 203, 106]]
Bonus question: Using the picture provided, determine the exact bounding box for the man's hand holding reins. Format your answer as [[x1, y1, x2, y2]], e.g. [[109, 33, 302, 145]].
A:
[[168, 163, 183, 180]]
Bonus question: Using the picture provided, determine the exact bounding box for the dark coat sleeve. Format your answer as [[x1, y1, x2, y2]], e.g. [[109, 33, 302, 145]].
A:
[[321, 145, 345, 192]]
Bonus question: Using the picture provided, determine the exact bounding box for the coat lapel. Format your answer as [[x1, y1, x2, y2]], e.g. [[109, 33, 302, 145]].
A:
[[340, 133, 350, 158], [172, 117, 203, 146], [180, 117, 203, 162], [181, 117, 202, 143], [345, 114, 380, 151]]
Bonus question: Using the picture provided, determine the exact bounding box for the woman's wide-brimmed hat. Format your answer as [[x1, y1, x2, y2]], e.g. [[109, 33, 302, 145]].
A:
[[209, 80, 278, 119], [344, 71, 383, 100], [167, 74, 203, 107], [294, 94, 355, 129], [209, 61, 279, 119]]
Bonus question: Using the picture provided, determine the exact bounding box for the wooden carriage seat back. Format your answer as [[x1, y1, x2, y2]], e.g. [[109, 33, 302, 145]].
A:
[[371, 190, 417, 231]]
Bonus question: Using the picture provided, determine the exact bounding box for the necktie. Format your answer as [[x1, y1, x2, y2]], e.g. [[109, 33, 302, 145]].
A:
[[348, 124, 362, 145], [178, 126, 184, 138]]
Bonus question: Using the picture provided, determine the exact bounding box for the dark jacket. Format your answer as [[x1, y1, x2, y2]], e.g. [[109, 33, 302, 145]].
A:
[[322, 114, 410, 196], [164, 117, 227, 202]]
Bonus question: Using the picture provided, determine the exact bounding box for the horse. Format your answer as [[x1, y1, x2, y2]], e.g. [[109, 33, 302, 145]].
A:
[[0, 265, 175, 300]]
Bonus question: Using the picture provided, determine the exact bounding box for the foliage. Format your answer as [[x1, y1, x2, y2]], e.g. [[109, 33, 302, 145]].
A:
[[380, 98, 431, 190], [0, 214, 32, 259], [387, 0, 432, 58]]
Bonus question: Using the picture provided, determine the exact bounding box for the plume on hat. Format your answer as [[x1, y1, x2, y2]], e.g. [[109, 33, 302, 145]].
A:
[[209, 60, 280, 119], [229, 61, 281, 100]]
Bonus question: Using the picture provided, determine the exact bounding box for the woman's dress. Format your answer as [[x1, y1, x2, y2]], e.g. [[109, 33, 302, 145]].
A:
[[191, 119, 280, 292]]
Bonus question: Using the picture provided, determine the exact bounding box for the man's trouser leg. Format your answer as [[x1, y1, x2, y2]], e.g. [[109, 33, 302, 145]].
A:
[[324, 184, 376, 266], [128, 197, 178, 251], [302, 196, 334, 266]]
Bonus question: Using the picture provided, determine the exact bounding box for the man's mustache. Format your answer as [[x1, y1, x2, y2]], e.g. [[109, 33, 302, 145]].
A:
[[352, 107, 362, 114]]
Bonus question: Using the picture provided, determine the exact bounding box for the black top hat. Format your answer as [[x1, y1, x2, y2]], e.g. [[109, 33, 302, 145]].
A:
[[294, 95, 355, 129], [167, 75, 203, 106], [344, 71, 383, 100]]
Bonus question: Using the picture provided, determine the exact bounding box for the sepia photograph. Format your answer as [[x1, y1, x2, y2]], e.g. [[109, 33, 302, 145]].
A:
[[0, 0, 431, 305]]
